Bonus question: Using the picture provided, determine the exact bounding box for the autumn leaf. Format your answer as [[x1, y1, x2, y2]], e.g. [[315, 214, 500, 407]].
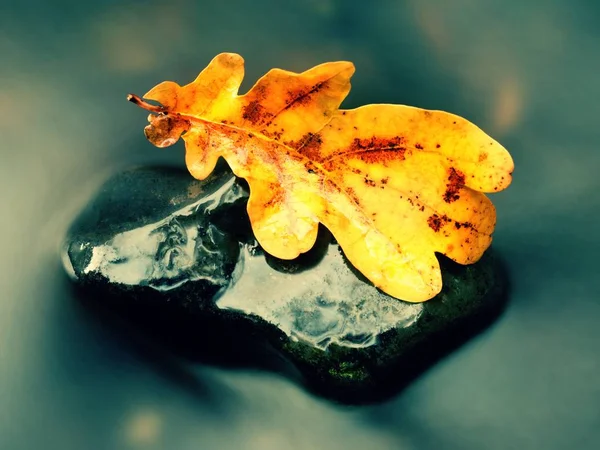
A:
[[128, 53, 514, 302]]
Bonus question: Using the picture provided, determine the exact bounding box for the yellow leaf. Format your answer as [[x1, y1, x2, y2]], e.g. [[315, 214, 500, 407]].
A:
[[128, 53, 514, 302]]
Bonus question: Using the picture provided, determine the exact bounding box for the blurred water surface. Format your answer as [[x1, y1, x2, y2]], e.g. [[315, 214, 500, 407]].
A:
[[1, 1, 599, 449]]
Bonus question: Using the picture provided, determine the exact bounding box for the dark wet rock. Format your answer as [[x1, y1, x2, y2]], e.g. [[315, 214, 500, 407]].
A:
[[63, 164, 508, 403], [64, 164, 245, 295]]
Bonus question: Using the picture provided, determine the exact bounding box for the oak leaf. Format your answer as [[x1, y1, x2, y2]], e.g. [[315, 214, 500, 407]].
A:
[[128, 53, 514, 302]]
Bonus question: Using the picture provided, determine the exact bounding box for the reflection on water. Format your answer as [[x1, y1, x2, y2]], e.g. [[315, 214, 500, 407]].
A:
[[219, 246, 422, 350], [2, 0, 600, 449], [77, 177, 245, 291]]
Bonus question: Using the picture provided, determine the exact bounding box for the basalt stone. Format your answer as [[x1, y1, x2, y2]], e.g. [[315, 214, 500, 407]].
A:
[[62, 165, 508, 403]]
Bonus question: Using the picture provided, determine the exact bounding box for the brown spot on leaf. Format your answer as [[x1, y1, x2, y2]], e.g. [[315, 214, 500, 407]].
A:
[[263, 188, 285, 209], [415, 143, 424, 150], [276, 81, 326, 120], [427, 214, 450, 232], [348, 136, 408, 164], [454, 221, 475, 231], [293, 132, 322, 159], [443, 167, 465, 203], [243, 100, 270, 125], [478, 152, 488, 162], [305, 161, 318, 174], [254, 84, 268, 100], [345, 186, 360, 206]]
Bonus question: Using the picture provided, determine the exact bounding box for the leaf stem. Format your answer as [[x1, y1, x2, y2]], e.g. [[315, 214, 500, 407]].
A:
[[127, 94, 166, 113]]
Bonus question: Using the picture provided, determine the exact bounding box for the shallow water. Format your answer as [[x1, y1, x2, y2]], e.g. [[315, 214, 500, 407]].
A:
[[1, 1, 599, 449]]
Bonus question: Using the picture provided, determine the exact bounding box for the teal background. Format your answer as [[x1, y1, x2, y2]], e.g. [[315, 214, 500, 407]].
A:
[[1, 1, 598, 449]]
